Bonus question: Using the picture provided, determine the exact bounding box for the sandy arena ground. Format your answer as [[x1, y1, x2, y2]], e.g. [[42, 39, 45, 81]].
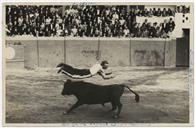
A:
[[5, 67, 190, 124]]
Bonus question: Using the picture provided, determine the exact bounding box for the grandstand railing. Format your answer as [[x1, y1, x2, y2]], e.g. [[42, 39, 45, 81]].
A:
[[6, 36, 175, 41]]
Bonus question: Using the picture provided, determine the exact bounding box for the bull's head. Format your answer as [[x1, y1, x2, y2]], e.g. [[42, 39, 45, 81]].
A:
[[61, 79, 73, 96]]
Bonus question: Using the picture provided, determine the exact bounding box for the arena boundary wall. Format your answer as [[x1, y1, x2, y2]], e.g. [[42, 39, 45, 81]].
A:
[[5, 37, 177, 69]]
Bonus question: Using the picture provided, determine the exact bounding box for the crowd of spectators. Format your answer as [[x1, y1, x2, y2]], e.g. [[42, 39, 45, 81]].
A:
[[176, 5, 190, 14], [136, 7, 175, 17], [6, 5, 178, 38]]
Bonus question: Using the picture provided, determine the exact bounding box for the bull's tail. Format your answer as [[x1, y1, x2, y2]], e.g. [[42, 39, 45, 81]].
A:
[[122, 85, 139, 102]]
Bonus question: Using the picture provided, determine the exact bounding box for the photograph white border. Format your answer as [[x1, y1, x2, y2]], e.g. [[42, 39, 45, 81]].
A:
[[1, 0, 194, 127]]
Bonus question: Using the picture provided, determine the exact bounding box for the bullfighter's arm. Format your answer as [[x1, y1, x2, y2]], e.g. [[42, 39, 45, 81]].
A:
[[57, 68, 62, 73], [98, 71, 115, 80], [61, 70, 92, 79]]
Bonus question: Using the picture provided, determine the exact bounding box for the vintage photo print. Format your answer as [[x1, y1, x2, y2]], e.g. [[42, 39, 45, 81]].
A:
[[2, 2, 194, 127]]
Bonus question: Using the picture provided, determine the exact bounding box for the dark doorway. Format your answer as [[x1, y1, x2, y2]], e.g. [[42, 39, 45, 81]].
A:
[[176, 29, 189, 67]]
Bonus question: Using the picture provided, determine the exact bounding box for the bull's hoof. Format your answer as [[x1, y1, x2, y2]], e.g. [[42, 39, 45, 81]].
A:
[[107, 109, 113, 112], [63, 111, 68, 115], [113, 115, 119, 119]]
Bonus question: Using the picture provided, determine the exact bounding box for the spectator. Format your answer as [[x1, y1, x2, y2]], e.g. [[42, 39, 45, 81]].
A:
[[45, 27, 50, 36], [142, 28, 149, 38], [153, 8, 157, 16], [64, 27, 69, 36], [136, 23, 141, 37], [56, 26, 63, 36], [71, 26, 78, 37], [156, 8, 162, 17], [112, 11, 119, 21], [143, 8, 149, 17], [6, 21, 12, 36], [12, 27, 18, 36], [156, 26, 161, 38], [177, 6, 182, 13], [148, 8, 153, 17], [130, 21, 137, 37], [45, 16, 51, 29], [94, 28, 100, 37], [140, 19, 148, 32], [161, 19, 168, 33], [30, 22, 36, 36], [123, 26, 130, 37], [167, 18, 175, 32], [106, 27, 112, 37], [160, 22, 169, 38], [119, 16, 125, 26], [149, 22, 157, 37], [162, 8, 167, 17], [167, 8, 174, 16], [118, 27, 123, 37]]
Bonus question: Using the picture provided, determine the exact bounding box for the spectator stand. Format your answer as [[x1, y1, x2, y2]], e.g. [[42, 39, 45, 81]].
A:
[[5, 5, 190, 39]]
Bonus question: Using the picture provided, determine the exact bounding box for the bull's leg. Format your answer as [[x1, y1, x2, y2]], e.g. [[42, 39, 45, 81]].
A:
[[108, 102, 117, 112], [63, 101, 82, 115], [113, 100, 122, 119]]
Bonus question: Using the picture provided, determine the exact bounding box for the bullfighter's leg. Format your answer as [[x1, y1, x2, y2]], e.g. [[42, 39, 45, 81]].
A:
[[63, 101, 82, 115]]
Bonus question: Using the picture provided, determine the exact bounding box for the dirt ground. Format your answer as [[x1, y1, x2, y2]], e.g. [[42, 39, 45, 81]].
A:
[[5, 67, 190, 124]]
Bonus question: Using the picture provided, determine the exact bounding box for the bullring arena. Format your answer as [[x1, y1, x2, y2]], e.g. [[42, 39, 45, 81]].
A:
[[4, 3, 193, 126]]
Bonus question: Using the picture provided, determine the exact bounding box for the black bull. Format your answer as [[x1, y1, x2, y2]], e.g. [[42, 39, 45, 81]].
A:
[[61, 79, 140, 118]]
